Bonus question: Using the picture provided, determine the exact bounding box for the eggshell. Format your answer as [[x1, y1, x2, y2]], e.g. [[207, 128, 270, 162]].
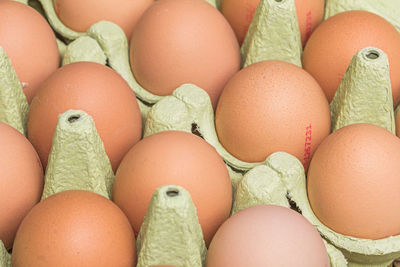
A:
[[130, 0, 241, 109], [0, 122, 43, 250], [206, 205, 330, 267], [27, 62, 142, 172], [0, 0, 59, 103], [12, 190, 136, 267], [220, 0, 325, 46], [302, 10, 400, 105], [215, 60, 331, 169], [54, 0, 153, 40], [307, 123, 400, 239], [112, 130, 232, 246]]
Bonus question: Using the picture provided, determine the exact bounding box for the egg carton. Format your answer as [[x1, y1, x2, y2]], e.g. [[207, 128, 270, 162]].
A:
[[0, 0, 400, 266]]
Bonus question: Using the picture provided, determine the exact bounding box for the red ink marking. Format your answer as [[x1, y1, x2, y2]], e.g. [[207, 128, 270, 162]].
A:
[[305, 11, 312, 42], [303, 123, 312, 168], [241, 5, 257, 43]]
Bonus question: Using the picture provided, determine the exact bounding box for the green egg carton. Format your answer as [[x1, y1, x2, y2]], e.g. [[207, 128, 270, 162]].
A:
[[137, 185, 206, 267], [0, 47, 29, 136], [324, 0, 400, 33], [2, 0, 400, 266], [143, 36, 397, 267]]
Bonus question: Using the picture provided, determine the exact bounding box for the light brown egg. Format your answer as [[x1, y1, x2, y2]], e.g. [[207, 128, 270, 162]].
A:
[[112, 131, 232, 246], [0, 0, 59, 103], [303, 10, 400, 105], [307, 123, 400, 239], [206, 205, 330, 267], [27, 62, 142, 172], [0, 122, 43, 250], [54, 0, 153, 40], [215, 60, 331, 170], [12, 190, 136, 267], [130, 0, 241, 109], [220, 0, 325, 46]]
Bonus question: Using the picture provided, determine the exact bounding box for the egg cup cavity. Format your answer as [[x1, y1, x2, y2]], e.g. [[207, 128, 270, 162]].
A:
[[62, 36, 107, 66], [324, 0, 400, 33], [42, 110, 114, 200], [231, 152, 348, 267], [137, 185, 206, 267], [0, 240, 11, 267], [0, 47, 29, 136], [241, 0, 302, 68], [330, 47, 395, 133]]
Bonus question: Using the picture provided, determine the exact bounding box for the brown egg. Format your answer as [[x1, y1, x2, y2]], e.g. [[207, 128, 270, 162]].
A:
[[54, 0, 153, 40], [27, 62, 142, 172], [0, 122, 43, 250], [303, 11, 400, 105], [130, 0, 241, 109], [206, 205, 330, 267], [220, 0, 325, 46], [12, 190, 136, 267], [112, 131, 232, 246], [0, 0, 59, 103], [215, 60, 331, 169], [307, 123, 400, 239]]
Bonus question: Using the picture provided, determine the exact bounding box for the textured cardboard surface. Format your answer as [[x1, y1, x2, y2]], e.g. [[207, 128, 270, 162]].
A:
[[241, 0, 302, 68], [330, 47, 395, 133], [137, 185, 206, 267], [0, 47, 29, 135], [0, 241, 11, 267], [42, 110, 114, 200], [62, 36, 107, 66]]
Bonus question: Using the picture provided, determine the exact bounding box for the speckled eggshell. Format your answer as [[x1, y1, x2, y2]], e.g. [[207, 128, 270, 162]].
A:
[[112, 130, 233, 246], [0, 0, 59, 103], [12, 190, 136, 267], [302, 10, 400, 105], [206, 205, 330, 267], [54, 0, 154, 40], [130, 0, 241, 109], [0, 122, 43, 250], [307, 123, 400, 239], [27, 62, 142, 172], [220, 0, 325, 46], [215, 60, 331, 170]]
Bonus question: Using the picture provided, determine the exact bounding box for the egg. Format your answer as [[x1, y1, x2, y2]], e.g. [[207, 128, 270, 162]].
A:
[[54, 0, 153, 40], [130, 0, 241, 109], [302, 10, 400, 105], [112, 130, 232, 246], [0, 122, 43, 250], [215, 60, 331, 169], [206, 205, 330, 266], [0, 0, 59, 103], [12, 190, 136, 267], [220, 0, 325, 46], [27, 62, 142, 172], [307, 123, 400, 239]]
